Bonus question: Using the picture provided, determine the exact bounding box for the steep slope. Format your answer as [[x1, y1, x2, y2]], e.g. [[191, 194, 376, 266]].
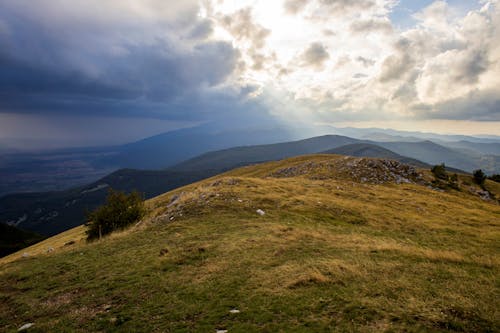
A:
[[322, 143, 431, 168], [1, 155, 499, 332]]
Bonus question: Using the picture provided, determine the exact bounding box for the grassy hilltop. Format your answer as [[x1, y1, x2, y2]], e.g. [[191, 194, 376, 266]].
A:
[[1, 155, 499, 332]]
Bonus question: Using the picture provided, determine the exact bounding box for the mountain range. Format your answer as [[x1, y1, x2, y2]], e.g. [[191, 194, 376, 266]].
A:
[[2, 125, 500, 197]]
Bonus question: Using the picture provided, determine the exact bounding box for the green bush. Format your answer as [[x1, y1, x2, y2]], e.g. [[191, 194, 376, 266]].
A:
[[431, 163, 448, 180], [473, 169, 487, 186], [86, 189, 145, 241], [489, 174, 500, 183]]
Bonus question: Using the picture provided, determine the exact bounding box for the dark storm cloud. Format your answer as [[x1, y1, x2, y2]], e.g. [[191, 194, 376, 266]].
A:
[[0, 1, 241, 121]]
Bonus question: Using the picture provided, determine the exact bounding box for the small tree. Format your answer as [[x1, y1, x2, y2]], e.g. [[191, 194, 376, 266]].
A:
[[473, 169, 487, 186], [488, 174, 500, 183], [86, 189, 145, 241], [431, 163, 448, 180]]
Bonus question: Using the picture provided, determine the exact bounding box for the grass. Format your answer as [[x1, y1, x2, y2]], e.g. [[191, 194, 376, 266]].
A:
[[1, 155, 499, 332]]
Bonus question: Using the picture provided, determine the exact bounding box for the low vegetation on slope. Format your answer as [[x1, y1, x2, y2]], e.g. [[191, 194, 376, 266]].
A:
[[1, 155, 499, 332]]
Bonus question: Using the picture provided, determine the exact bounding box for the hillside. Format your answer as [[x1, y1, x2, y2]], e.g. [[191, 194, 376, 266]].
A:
[[1, 135, 495, 238], [0, 135, 360, 237], [1, 155, 499, 332]]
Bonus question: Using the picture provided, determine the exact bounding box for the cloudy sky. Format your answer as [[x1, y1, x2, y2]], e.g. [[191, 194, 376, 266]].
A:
[[0, 0, 499, 149]]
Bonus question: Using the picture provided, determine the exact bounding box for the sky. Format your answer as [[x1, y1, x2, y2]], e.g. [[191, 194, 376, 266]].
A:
[[0, 0, 499, 149]]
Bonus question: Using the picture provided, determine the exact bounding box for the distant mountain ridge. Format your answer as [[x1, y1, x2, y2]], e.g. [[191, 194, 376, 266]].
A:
[[2, 125, 500, 196]]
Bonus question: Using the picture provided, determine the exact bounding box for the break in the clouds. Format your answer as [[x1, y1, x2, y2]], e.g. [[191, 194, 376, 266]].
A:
[[0, 0, 499, 148]]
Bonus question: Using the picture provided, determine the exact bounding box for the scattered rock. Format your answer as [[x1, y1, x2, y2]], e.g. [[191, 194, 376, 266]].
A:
[[18, 323, 34, 331], [256, 209, 265, 216], [229, 309, 240, 314], [216, 330, 228, 333], [476, 190, 493, 201], [211, 180, 222, 186], [22, 252, 29, 258], [167, 195, 180, 208], [46, 247, 54, 253], [269, 157, 425, 185]]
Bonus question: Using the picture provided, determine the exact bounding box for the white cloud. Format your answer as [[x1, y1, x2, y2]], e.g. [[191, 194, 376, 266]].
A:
[[204, 0, 500, 124]]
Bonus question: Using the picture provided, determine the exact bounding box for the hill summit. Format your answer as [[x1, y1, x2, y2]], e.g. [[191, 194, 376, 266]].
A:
[[1, 155, 499, 332]]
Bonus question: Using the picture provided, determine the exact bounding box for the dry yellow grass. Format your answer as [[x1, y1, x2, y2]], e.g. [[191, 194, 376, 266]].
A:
[[1, 154, 499, 332]]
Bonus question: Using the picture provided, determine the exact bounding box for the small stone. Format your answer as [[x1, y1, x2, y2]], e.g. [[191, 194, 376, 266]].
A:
[[216, 330, 228, 333], [18, 323, 34, 331], [167, 195, 180, 207], [229, 309, 240, 314], [237, 199, 243, 203], [256, 209, 265, 216], [22, 253, 29, 258]]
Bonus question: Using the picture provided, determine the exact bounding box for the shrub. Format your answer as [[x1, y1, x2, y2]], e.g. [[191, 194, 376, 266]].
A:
[[86, 189, 145, 241], [473, 169, 487, 186], [448, 173, 460, 190], [488, 174, 500, 183], [431, 163, 448, 180]]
